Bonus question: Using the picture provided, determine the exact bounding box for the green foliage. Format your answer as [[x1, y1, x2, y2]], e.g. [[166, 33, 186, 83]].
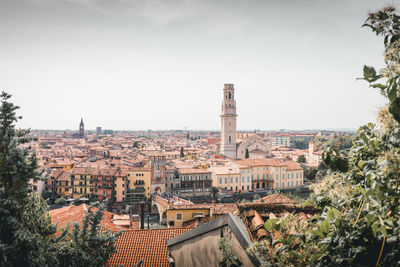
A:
[[0, 92, 121, 266], [301, 164, 318, 181], [0, 91, 56, 266], [253, 194, 261, 200], [322, 135, 355, 152], [56, 201, 122, 267], [247, 6, 400, 266], [297, 154, 306, 163], [292, 139, 308, 150], [42, 190, 53, 202], [217, 237, 242, 267], [212, 186, 220, 197], [132, 141, 139, 148], [180, 147, 184, 158], [55, 197, 66, 206]]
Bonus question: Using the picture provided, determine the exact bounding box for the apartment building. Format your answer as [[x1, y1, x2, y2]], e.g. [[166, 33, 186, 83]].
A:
[[178, 168, 212, 198]]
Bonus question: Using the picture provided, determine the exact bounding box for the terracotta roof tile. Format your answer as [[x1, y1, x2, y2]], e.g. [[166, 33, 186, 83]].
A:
[[108, 228, 191, 267]]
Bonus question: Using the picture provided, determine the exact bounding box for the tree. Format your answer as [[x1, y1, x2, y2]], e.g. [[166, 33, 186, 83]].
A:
[[0, 91, 57, 266], [56, 202, 122, 266], [42, 190, 54, 202], [0, 92, 121, 266], [132, 141, 139, 148], [248, 6, 400, 266], [292, 139, 308, 150], [297, 154, 306, 163], [180, 147, 184, 158], [55, 197, 66, 206], [245, 148, 249, 158], [300, 164, 318, 181], [212, 186, 219, 197]]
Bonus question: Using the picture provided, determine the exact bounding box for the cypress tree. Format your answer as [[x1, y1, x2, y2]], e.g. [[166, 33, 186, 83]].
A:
[[245, 148, 249, 158]]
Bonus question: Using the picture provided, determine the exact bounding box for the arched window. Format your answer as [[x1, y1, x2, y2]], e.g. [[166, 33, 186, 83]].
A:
[[229, 92, 232, 99], [229, 136, 231, 143]]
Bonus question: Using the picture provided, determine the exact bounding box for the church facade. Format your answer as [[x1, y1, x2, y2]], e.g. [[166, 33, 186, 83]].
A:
[[219, 84, 272, 159]]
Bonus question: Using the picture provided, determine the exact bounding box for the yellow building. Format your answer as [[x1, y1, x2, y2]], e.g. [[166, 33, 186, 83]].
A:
[[127, 167, 152, 201], [232, 158, 304, 191], [55, 170, 73, 198], [70, 167, 93, 199], [166, 207, 210, 227]]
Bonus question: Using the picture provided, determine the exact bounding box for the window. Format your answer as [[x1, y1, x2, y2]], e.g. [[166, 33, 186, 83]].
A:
[[242, 177, 244, 182], [247, 185, 249, 190], [276, 182, 279, 188], [296, 173, 298, 178], [230, 178, 233, 183], [263, 174, 265, 179], [219, 178, 222, 184], [247, 177, 250, 182], [176, 213, 182, 221], [229, 136, 231, 143], [236, 177, 238, 183], [225, 178, 227, 183]]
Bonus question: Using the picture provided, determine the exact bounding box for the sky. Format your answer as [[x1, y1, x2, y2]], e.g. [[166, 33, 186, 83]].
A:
[[0, 0, 396, 131]]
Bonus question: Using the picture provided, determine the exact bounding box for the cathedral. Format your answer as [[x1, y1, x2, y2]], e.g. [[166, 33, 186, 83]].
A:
[[220, 84, 271, 159]]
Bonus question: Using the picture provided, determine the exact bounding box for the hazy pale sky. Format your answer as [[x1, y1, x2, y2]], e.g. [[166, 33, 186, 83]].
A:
[[0, 0, 395, 130]]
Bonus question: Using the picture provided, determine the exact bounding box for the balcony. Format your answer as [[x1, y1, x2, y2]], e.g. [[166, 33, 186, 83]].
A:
[[127, 187, 145, 194], [97, 185, 113, 189]]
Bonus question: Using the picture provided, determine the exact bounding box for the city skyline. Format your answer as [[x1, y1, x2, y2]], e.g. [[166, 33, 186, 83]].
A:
[[1, 0, 391, 130]]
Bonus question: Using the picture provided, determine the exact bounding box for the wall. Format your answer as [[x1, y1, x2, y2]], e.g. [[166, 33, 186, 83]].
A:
[[166, 208, 209, 227], [168, 226, 254, 266]]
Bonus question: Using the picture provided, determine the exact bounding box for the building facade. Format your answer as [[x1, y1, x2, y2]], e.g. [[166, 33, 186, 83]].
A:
[[220, 84, 237, 159], [178, 168, 212, 198], [126, 168, 152, 202]]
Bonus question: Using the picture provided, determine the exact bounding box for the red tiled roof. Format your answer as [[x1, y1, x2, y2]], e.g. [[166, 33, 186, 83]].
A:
[[178, 168, 211, 174], [108, 228, 191, 267], [262, 193, 296, 204], [49, 204, 128, 232], [285, 160, 303, 171]]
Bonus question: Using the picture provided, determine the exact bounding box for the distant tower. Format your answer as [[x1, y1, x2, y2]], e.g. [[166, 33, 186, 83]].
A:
[[79, 118, 85, 138], [220, 84, 237, 158]]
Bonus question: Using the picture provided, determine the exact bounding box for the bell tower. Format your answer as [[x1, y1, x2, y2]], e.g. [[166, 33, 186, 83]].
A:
[[220, 83, 237, 158], [79, 118, 85, 138]]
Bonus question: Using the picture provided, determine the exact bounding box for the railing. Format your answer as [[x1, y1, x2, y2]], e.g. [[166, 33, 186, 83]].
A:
[[127, 187, 145, 193]]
